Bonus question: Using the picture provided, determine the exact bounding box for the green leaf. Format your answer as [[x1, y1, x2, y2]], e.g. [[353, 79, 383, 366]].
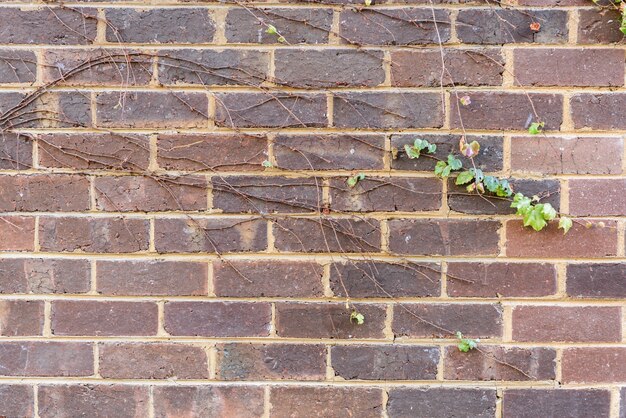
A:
[[470, 168, 484, 183], [484, 176, 499, 193], [511, 193, 533, 215], [456, 170, 475, 185], [350, 311, 365, 325], [265, 24, 278, 35], [456, 331, 479, 353], [427, 143, 437, 154], [495, 180, 513, 197], [404, 144, 420, 159], [447, 155, 462, 170], [434, 160, 447, 177], [559, 216, 573, 234], [523, 205, 548, 231], [364, 0, 372, 5], [541, 203, 557, 221], [528, 121, 545, 135], [262, 160, 273, 168], [356, 173, 366, 181], [414, 139, 428, 150]]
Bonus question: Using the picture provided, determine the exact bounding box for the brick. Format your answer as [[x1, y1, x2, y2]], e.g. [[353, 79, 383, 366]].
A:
[[212, 176, 322, 213], [99, 343, 209, 379], [518, 0, 587, 4], [0, 7, 97, 44], [0, 385, 34, 418], [274, 134, 385, 170], [391, 48, 504, 87], [567, 263, 626, 298], [52, 301, 158, 336], [0, 133, 32, 169], [622, 388, 626, 418], [447, 262, 556, 298], [571, 94, 626, 130], [271, 387, 383, 418], [38, 133, 150, 171], [387, 388, 496, 418], [578, 9, 625, 44], [0, 342, 92, 376], [153, 386, 265, 418], [388, 219, 500, 256], [275, 49, 385, 88], [215, 93, 327, 128], [330, 261, 441, 298], [155, 217, 267, 253], [0, 216, 35, 251], [0, 174, 90, 212], [40, 92, 92, 128], [165, 301, 271, 337], [506, 219, 618, 258], [444, 346, 556, 381], [157, 134, 267, 172], [0, 50, 37, 83], [105, 8, 215, 43], [340, 8, 450, 45], [273, 217, 381, 253], [457, 9, 568, 44], [158, 49, 269, 86], [216, 343, 326, 380], [333, 92, 443, 129], [512, 306, 622, 342], [330, 177, 442, 212], [0, 258, 89, 294], [0, 92, 37, 129], [514, 49, 625, 86], [570, 179, 626, 216], [97, 260, 207, 296], [511, 136, 623, 175], [503, 389, 611, 418], [39, 216, 150, 253], [213, 260, 324, 297], [332, 345, 439, 380], [96, 92, 208, 129], [450, 92, 563, 130], [226, 8, 333, 44], [393, 303, 502, 338], [562, 348, 626, 383], [275, 302, 386, 339], [0, 300, 43, 336], [38, 385, 149, 418]]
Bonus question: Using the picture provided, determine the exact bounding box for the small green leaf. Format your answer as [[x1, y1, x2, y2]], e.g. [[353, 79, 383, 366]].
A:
[[528, 121, 545, 135], [265, 24, 278, 35], [434, 160, 447, 177], [356, 173, 366, 181], [350, 311, 365, 325], [511, 193, 533, 215], [447, 155, 462, 170], [456, 170, 475, 185], [427, 143, 437, 154], [414, 139, 428, 150], [277, 35, 286, 43], [495, 180, 513, 197], [541, 203, 557, 221], [523, 205, 548, 232], [559, 216, 573, 234], [364, 0, 372, 5], [484, 176, 499, 193], [470, 168, 484, 183], [456, 331, 479, 353], [262, 160, 273, 168], [404, 144, 420, 159]]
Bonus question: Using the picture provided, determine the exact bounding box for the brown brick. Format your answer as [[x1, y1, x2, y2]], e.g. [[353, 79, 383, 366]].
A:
[[393, 303, 502, 338], [514, 49, 625, 86], [563, 348, 626, 383], [99, 343, 209, 379], [215, 93, 327, 128], [332, 345, 439, 380], [450, 92, 563, 130], [105, 8, 215, 43], [330, 177, 441, 212], [38, 133, 150, 171], [158, 49, 269, 86], [38, 385, 149, 418], [97, 260, 207, 296], [340, 8, 450, 45], [444, 346, 556, 381], [387, 388, 496, 418], [622, 388, 626, 418], [518, 0, 587, 4], [511, 136, 623, 175], [0, 7, 97, 44], [52, 301, 158, 336], [391, 48, 504, 87], [165, 301, 271, 337], [388, 219, 500, 256], [0, 300, 43, 336], [0, 258, 89, 294], [513, 306, 622, 342], [0, 342, 92, 376], [0, 133, 32, 169], [216, 343, 326, 380], [273, 217, 381, 253], [0, 50, 37, 83], [155, 217, 267, 253], [578, 9, 625, 44], [447, 262, 557, 298], [570, 179, 626, 216], [0, 174, 89, 212], [571, 94, 626, 130], [274, 134, 385, 170], [0, 216, 35, 251], [567, 263, 626, 298], [271, 387, 383, 418], [457, 9, 568, 44], [506, 219, 618, 258], [96, 92, 208, 129], [0, 385, 34, 418], [503, 389, 611, 418], [40, 92, 92, 128], [275, 302, 386, 339], [39, 216, 150, 253], [213, 260, 324, 297], [330, 261, 441, 298], [275, 49, 385, 88], [0, 92, 38, 129], [225, 8, 333, 44], [153, 386, 265, 418], [333, 92, 443, 129]]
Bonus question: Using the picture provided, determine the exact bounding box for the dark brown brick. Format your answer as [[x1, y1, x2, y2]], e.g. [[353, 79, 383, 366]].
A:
[[165, 301, 271, 337], [0, 50, 37, 83], [503, 389, 611, 418], [0, 174, 89, 212], [572, 93, 626, 130], [153, 386, 265, 418], [570, 179, 626, 216], [52, 301, 158, 336], [275, 302, 386, 339], [0, 8, 97, 45], [332, 345, 439, 380], [0, 385, 34, 418], [387, 388, 496, 418], [563, 348, 626, 383], [213, 260, 324, 297], [567, 263, 626, 298], [0, 92, 38, 129], [578, 9, 625, 44], [271, 387, 383, 418], [0, 300, 43, 336], [0, 216, 35, 251], [0, 133, 32, 169], [216, 343, 326, 380], [40, 92, 92, 128], [0, 342, 92, 376], [0, 258, 90, 294]]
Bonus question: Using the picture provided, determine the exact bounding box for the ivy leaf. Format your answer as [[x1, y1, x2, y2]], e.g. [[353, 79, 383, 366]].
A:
[[447, 155, 462, 170], [470, 168, 484, 183], [262, 160, 273, 168], [456, 170, 475, 185], [347, 173, 365, 188], [523, 205, 548, 231], [495, 180, 513, 197], [434, 160, 447, 177], [559, 216, 573, 234], [541, 203, 557, 221], [265, 24, 278, 35], [427, 143, 437, 154], [484, 176, 499, 193], [511, 193, 533, 215], [404, 144, 420, 159], [364, 0, 372, 5], [350, 311, 365, 325], [414, 139, 428, 150], [528, 121, 545, 135]]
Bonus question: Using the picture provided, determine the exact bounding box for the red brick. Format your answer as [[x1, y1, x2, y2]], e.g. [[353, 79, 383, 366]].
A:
[[153, 386, 265, 418], [0, 385, 34, 417], [271, 387, 383, 418], [503, 389, 611, 418], [567, 263, 626, 298], [0, 342, 93, 377], [39, 92, 92, 128], [0, 216, 35, 251], [0, 174, 89, 212], [562, 348, 626, 383], [0, 50, 37, 83], [571, 94, 626, 130], [578, 9, 625, 44], [0, 300, 43, 336], [52, 301, 158, 336], [387, 388, 496, 417], [0, 133, 32, 169], [570, 179, 626, 216], [0, 258, 89, 294]]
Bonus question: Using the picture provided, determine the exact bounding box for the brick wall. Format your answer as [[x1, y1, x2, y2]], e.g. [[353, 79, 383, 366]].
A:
[[0, 0, 624, 416]]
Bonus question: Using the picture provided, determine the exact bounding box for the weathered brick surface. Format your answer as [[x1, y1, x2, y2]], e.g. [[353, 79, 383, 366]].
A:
[[0, 174, 89, 211], [0, 216, 35, 251], [567, 263, 626, 298], [387, 388, 496, 417], [0, 133, 32, 169], [569, 178, 626, 216], [0, 300, 43, 336], [270, 387, 383, 417], [562, 348, 626, 383], [0, 342, 93, 376], [0, 50, 37, 84], [578, 9, 625, 44], [153, 386, 265, 417], [503, 389, 612, 418], [0, 258, 90, 294], [571, 94, 626, 129], [0, 385, 34, 418]]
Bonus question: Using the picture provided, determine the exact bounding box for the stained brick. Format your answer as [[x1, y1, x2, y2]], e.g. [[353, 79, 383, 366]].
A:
[[0, 258, 89, 294], [562, 348, 626, 383], [153, 386, 265, 418], [571, 94, 626, 130], [578, 9, 625, 44], [0, 385, 34, 418], [0, 342, 93, 376], [0, 133, 32, 169], [503, 389, 611, 418], [567, 263, 626, 298], [0, 216, 35, 251], [0, 174, 89, 212], [0, 50, 37, 83], [570, 179, 626, 216], [271, 387, 383, 418], [0, 300, 43, 336], [0, 8, 97, 45], [387, 388, 496, 418]]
